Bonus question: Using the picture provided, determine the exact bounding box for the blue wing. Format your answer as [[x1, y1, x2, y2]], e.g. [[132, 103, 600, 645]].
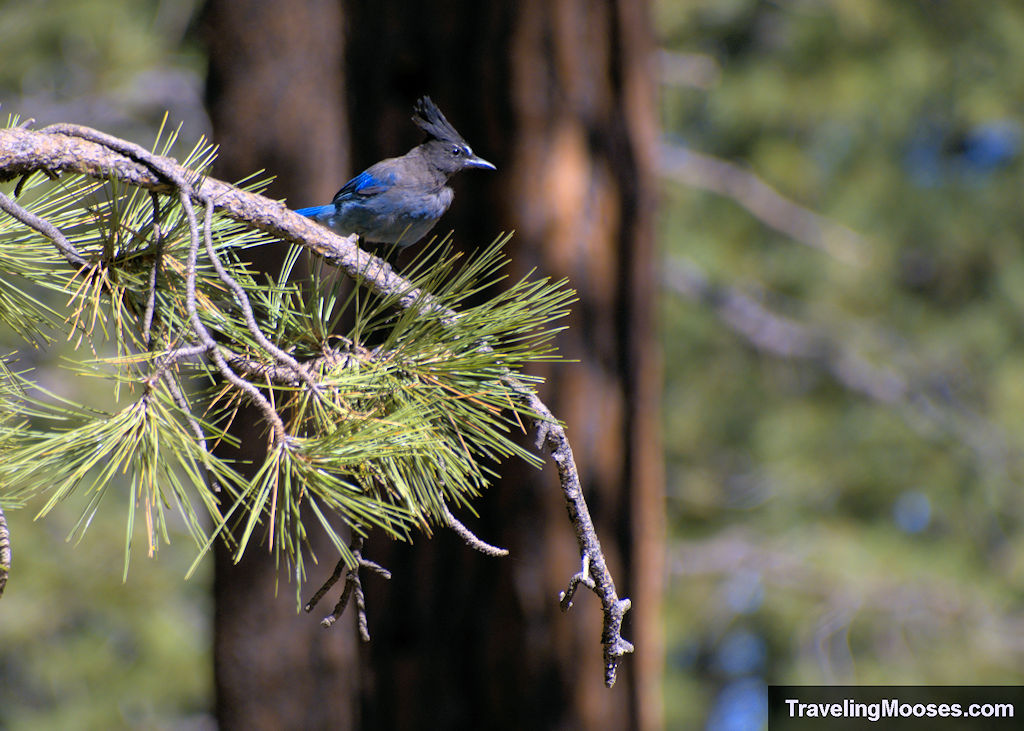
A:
[[333, 169, 393, 201], [295, 168, 393, 219], [294, 158, 446, 245]]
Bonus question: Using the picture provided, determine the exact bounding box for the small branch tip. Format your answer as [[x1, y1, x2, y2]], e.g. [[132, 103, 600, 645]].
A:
[[441, 503, 509, 557]]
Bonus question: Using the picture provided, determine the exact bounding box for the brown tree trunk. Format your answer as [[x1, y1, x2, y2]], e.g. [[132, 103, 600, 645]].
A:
[[345, 1, 664, 729], [203, 0, 663, 728], [201, 1, 357, 729]]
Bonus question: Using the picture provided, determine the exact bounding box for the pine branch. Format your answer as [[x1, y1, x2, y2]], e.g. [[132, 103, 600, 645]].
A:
[[664, 256, 1015, 475], [0, 124, 440, 312], [510, 378, 634, 686], [0, 120, 632, 685]]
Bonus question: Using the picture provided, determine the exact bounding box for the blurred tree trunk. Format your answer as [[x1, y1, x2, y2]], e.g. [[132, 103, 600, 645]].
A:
[[201, 1, 356, 729], [203, 0, 663, 728]]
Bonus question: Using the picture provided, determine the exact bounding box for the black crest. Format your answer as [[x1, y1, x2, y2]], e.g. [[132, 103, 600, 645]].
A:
[[412, 96, 466, 145]]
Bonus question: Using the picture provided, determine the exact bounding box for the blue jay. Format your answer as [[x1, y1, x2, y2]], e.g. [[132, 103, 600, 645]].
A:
[[296, 96, 495, 247]]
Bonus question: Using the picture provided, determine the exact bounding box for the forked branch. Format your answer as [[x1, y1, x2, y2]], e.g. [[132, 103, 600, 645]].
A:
[[0, 122, 632, 685]]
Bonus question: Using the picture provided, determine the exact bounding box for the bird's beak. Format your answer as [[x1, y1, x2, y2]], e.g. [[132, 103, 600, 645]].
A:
[[465, 155, 496, 171]]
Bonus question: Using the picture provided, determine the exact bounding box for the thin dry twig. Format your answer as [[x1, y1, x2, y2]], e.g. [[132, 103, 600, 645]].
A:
[[440, 502, 509, 557], [199, 199, 321, 396], [0, 190, 87, 266], [664, 255, 1013, 476], [664, 257, 906, 403], [177, 188, 288, 446], [559, 552, 595, 610], [659, 142, 869, 266], [514, 381, 634, 687], [142, 191, 163, 346], [158, 369, 208, 451], [0, 504, 9, 600], [303, 537, 392, 641]]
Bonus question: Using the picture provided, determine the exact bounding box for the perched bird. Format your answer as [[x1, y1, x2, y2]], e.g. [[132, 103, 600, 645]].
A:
[[296, 96, 495, 248]]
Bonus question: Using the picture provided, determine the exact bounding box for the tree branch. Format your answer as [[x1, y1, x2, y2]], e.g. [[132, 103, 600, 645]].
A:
[[303, 536, 391, 641], [509, 378, 634, 687], [0, 122, 632, 684], [198, 198, 320, 396], [665, 255, 1014, 474], [0, 189, 87, 266], [141, 191, 164, 346], [440, 502, 509, 557], [659, 142, 869, 266], [176, 187, 288, 446], [0, 504, 9, 600], [664, 256, 905, 403], [0, 125, 446, 313]]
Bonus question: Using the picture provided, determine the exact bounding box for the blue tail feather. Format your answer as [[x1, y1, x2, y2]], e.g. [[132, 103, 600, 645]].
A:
[[295, 204, 335, 218]]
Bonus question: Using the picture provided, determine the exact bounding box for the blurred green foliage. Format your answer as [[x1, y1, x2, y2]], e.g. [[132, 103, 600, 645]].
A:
[[657, 0, 1024, 727], [0, 2, 210, 729], [0, 0, 197, 93], [0, 0, 207, 141], [0, 505, 212, 730]]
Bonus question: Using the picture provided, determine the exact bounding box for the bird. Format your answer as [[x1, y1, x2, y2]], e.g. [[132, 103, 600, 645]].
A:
[[296, 96, 495, 248]]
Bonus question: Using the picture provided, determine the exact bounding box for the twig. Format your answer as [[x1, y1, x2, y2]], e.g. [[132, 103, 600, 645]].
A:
[[159, 342, 211, 366], [664, 255, 1014, 476], [159, 370, 208, 452], [199, 199, 321, 395], [509, 378, 634, 687], [440, 502, 509, 557], [0, 190, 88, 266], [13, 168, 55, 197], [39, 123, 201, 192], [664, 257, 905, 403], [142, 191, 163, 346], [177, 188, 288, 446], [0, 504, 9, 599], [559, 552, 595, 610], [304, 537, 392, 641], [226, 341, 371, 385]]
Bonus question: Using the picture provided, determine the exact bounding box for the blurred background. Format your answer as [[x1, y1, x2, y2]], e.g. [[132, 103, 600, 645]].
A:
[[3, 0, 1024, 729]]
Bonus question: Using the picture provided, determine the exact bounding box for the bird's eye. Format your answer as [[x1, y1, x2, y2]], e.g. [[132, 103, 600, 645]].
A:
[[450, 146, 463, 156]]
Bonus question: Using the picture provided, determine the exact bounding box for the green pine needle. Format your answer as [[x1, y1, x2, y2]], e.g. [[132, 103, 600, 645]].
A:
[[0, 122, 576, 598]]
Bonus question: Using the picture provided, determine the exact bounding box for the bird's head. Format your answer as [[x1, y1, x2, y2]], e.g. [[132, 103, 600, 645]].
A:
[[413, 96, 496, 176]]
